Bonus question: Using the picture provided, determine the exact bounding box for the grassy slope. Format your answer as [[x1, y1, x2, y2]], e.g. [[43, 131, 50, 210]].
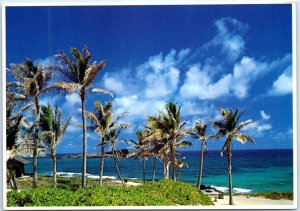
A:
[[7, 179, 214, 206]]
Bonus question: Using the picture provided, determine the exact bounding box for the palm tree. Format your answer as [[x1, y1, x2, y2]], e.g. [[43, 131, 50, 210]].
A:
[[147, 102, 191, 180], [6, 82, 33, 152], [85, 101, 113, 186], [8, 59, 53, 188], [211, 108, 255, 205], [6, 83, 33, 190], [86, 100, 130, 186], [190, 121, 210, 189], [39, 104, 72, 187], [126, 130, 151, 183], [53, 45, 112, 187], [175, 157, 188, 180]]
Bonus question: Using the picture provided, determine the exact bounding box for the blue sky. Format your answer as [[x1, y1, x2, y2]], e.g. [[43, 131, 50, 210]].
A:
[[6, 5, 293, 153]]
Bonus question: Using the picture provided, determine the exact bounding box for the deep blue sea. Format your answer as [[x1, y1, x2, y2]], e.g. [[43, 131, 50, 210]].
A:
[[25, 149, 293, 193]]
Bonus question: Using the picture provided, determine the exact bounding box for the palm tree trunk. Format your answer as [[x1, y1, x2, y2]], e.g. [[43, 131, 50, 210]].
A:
[[113, 148, 125, 186], [8, 170, 18, 190], [152, 156, 156, 181], [177, 168, 181, 181], [170, 143, 176, 180], [80, 91, 87, 187], [163, 157, 170, 179], [33, 97, 40, 188], [227, 144, 234, 205], [143, 159, 146, 184], [99, 140, 105, 186], [53, 155, 57, 188], [197, 141, 204, 189]]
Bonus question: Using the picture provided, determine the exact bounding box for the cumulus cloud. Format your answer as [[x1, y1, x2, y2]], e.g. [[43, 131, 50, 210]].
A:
[[205, 17, 249, 62], [180, 54, 292, 100], [102, 49, 190, 120], [268, 65, 292, 96], [179, 64, 232, 100]]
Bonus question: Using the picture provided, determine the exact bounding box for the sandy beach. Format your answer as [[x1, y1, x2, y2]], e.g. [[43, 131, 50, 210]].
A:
[[214, 195, 293, 206]]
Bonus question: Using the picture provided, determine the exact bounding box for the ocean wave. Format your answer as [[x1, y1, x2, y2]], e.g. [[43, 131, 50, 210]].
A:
[[211, 185, 252, 193], [48, 172, 119, 180]]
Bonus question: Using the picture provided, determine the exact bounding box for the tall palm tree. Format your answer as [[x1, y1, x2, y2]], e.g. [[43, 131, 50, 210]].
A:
[[53, 46, 112, 187], [86, 100, 130, 186], [147, 102, 191, 180], [211, 108, 255, 205], [8, 59, 53, 188], [190, 121, 210, 189], [39, 104, 72, 187]]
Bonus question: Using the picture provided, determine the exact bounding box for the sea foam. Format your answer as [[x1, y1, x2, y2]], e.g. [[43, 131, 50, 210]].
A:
[[211, 185, 252, 193]]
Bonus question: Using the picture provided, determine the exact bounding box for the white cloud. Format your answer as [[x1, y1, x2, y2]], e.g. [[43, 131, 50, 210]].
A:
[[207, 17, 248, 61], [257, 123, 272, 132], [181, 101, 215, 116], [260, 110, 271, 120], [243, 111, 272, 137], [268, 65, 292, 96], [114, 95, 165, 119], [179, 64, 232, 100], [101, 49, 192, 120], [103, 75, 124, 94], [39, 96, 59, 107], [273, 128, 293, 141], [65, 93, 81, 106], [180, 53, 292, 100]]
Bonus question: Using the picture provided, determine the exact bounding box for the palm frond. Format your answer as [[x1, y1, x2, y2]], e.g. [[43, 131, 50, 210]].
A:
[[83, 61, 106, 88]]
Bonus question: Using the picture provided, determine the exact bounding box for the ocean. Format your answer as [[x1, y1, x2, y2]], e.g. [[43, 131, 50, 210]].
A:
[[24, 149, 293, 194]]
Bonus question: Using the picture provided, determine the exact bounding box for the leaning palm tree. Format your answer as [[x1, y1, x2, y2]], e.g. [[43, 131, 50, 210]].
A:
[[211, 108, 255, 205], [190, 121, 211, 189], [53, 45, 112, 187], [86, 101, 130, 186], [147, 102, 191, 180], [106, 124, 130, 186], [8, 59, 53, 188], [39, 104, 72, 187]]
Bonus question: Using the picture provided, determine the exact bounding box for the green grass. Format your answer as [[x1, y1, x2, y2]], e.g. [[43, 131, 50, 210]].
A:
[[251, 191, 293, 200], [7, 180, 213, 206]]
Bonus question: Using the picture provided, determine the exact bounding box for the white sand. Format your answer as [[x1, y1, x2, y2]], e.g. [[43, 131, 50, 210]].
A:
[[214, 195, 293, 206], [113, 180, 141, 186]]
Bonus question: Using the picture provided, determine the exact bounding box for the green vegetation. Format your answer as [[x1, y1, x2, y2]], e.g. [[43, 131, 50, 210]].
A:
[[7, 180, 213, 206], [252, 191, 293, 200]]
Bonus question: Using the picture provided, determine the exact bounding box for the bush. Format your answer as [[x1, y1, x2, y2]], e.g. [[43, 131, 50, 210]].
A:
[[7, 180, 213, 206], [253, 191, 293, 200]]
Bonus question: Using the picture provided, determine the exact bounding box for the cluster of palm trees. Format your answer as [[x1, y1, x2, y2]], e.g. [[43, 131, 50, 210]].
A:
[[6, 45, 255, 205], [6, 46, 113, 189], [125, 104, 255, 205]]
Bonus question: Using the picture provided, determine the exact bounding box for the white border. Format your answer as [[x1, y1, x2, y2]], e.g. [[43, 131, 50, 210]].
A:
[[1, 1, 298, 210]]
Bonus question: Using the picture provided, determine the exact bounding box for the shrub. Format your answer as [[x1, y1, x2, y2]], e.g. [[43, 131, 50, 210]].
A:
[[7, 180, 213, 206]]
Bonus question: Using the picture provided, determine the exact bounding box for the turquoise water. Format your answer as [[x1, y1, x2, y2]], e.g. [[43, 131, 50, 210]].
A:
[[25, 149, 293, 193]]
